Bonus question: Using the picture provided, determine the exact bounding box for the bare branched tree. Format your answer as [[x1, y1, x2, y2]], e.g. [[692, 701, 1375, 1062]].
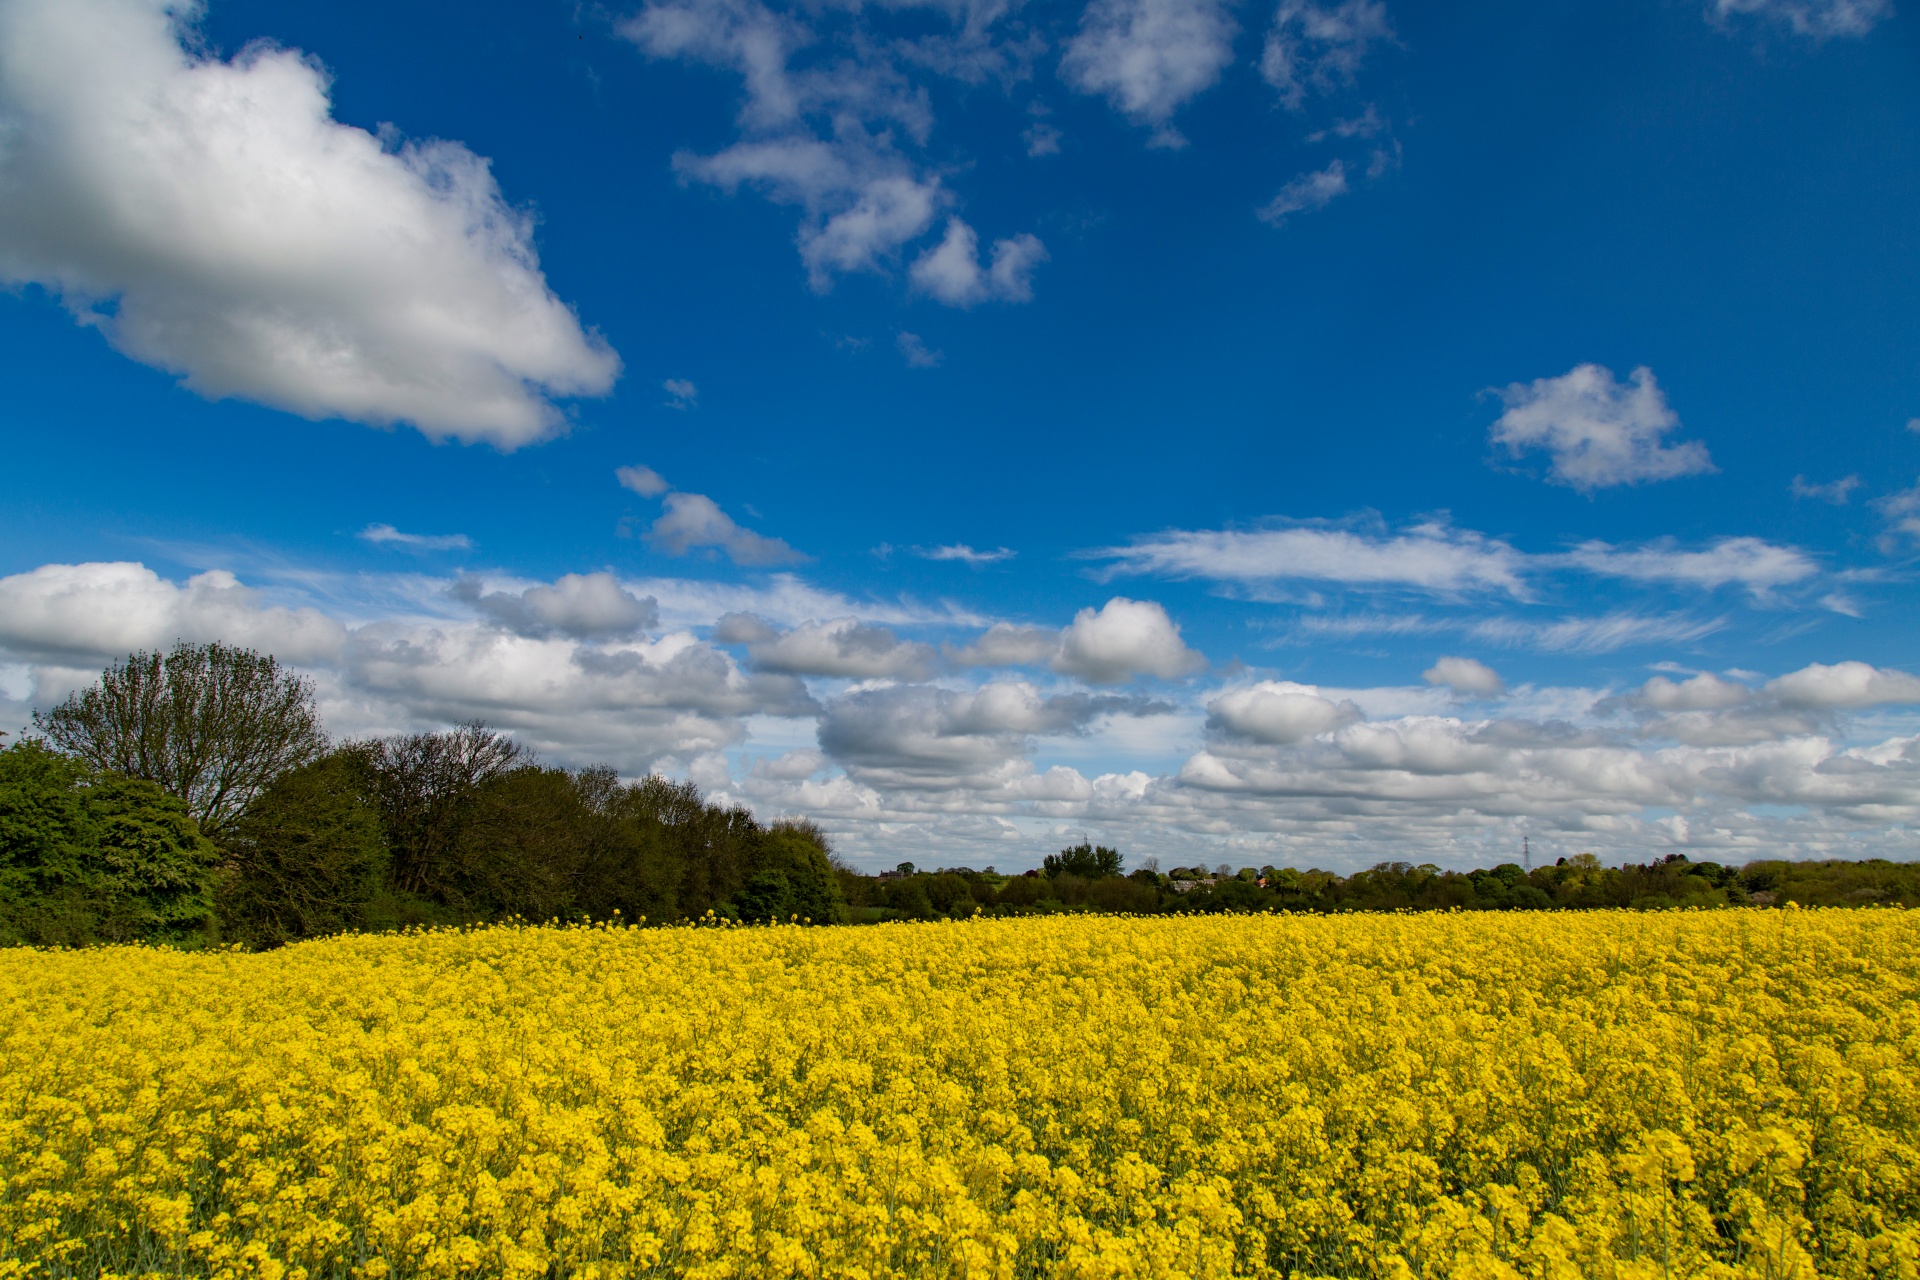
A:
[[368, 722, 528, 895], [34, 642, 327, 838]]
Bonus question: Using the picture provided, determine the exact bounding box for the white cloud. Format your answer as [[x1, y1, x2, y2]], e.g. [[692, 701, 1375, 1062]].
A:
[[1710, 0, 1892, 38], [624, 0, 1043, 301], [1290, 609, 1721, 657], [1024, 121, 1063, 156], [1055, 597, 1207, 683], [1765, 661, 1920, 709], [1207, 680, 1361, 744], [909, 218, 1048, 306], [1261, 0, 1393, 110], [1597, 663, 1920, 746], [736, 616, 938, 679], [915, 544, 1016, 565], [11, 559, 1917, 873], [646, 491, 808, 566], [357, 524, 472, 552], [1060, 0, 1238, 146], [616, 464, 672, 498], [450, 572, 658, 640], [1258, 160, 1349, 226], [640, 574, 991, 632], [1423, 656, 1505, 697], [1464, 612, 1726, 655], [1490, 364, 1715, 492], [0, 0, 618, 447], [1092, 519, 1528, 596], [1875, 480, 1920, 546], [1631, 672, 1751, 712], [1791, 474, 1860, 504], [948, 622, 1062, 668], [897, 332, 944, 367], [1561, 537, 1819, 595], [0, 561, 344, 665], [817, 681, 1162, 792], [945, 599, 1206, 683], [663, 379, 699, 410]]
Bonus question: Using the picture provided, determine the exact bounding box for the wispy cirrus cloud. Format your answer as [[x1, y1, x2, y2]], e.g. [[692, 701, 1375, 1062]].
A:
[[1557, 537, 1820, 597], [915, 544, 1016, 565], [1709, 0, 1892, 39], [1088, 518, 1531, 597], [358, 524, 473, 552]]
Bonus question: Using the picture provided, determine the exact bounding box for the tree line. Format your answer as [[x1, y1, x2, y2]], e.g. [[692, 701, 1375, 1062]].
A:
[[844, 849, 1920, 921], [1, 642, 846, 948], [3, 642, 1914, 949]]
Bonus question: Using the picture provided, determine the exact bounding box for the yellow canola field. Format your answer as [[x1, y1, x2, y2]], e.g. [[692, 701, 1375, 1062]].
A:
[[3, 910, 1918, 1280]]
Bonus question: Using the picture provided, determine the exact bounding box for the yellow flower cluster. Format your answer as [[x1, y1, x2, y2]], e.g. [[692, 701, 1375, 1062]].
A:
[[3, 909, 1917, 1279]]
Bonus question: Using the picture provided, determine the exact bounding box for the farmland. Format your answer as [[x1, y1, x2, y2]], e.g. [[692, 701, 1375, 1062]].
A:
[[3, 909, 1916, 1278]]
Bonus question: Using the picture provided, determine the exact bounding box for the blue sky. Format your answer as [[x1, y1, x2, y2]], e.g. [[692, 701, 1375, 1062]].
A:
[[2, 0, 1917, 869]]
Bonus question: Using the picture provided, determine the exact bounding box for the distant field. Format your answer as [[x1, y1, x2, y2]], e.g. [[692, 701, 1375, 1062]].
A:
[[3, 911, 1916, 1278]]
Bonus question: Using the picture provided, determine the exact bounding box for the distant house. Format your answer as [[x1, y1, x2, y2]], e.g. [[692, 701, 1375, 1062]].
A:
[[877, 869, 907, 882]]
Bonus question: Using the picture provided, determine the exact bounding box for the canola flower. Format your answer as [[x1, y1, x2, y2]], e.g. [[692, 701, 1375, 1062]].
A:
[[1, 910, 1917, 1279]]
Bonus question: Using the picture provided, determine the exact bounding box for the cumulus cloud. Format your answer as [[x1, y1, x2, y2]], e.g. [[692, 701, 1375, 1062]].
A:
[[623, 0, 1043, 300], [1261, 0, 1393, 110], [0, 561, 344, 665], [1207, 680, 1362, 744], [449, 573, 658, 640], [1060, 0, 1238, 146], [1630, 671, 1752, 712], [1055, 598, 1206, 683], [1423, 656, 1505, 697], [616, 465, 673, 498], [1594, 662, 1920, 746], [1561, 537, 1819, 595], [1765, 661, 1920, 709], [943, 600, 1205, 682], [734, 616, 937, 679], [646, 492, 808, 566], [0, 0, 618, 447], [1258, 160, 1349, 227], [1710, 0, 1892, 38], [1490, 365, 1715, 492], [947, 623, 1063, 668], [1091, 519, 1528, 596], [663, 379, 698, 410], [817, 681, 1162, 792], [357, 524, 472, 552], [909, 218, 1048, 306]]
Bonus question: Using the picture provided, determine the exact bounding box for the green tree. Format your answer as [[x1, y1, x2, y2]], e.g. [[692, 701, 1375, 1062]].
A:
[[35, 642, 326, 838], [216, 750, 389, 949], [0, 741, 217, 945], [1044, 841, 1122, 879], [734, 822, 849, 923]]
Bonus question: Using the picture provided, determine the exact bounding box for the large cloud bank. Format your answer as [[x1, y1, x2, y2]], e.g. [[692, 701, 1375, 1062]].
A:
[[3, 559, 1915, 871]]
